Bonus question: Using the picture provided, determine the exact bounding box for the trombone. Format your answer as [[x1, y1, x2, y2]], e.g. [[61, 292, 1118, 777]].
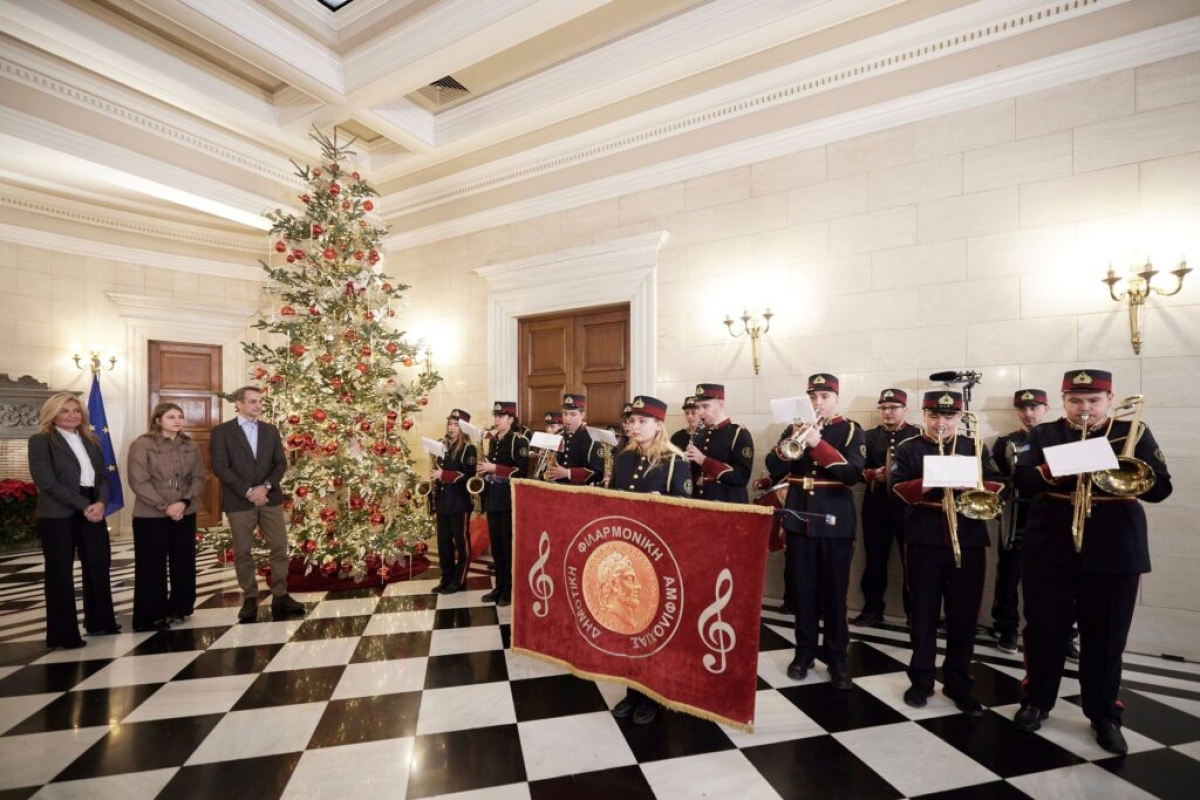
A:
[[778, 416, 827, 460], [956, 411, 1003, 523], [1092, 395, 1156, 497], [935, 424, 964, 568], [1070, 413, 1094, 553]]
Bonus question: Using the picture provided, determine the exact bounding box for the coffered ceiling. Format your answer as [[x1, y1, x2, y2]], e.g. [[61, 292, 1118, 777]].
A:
[[1, 0, 1197, 267]]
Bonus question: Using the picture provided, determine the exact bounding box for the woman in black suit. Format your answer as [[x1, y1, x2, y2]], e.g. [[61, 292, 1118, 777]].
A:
[[430, 409, 477, 594], [27, 391, 118, 649]]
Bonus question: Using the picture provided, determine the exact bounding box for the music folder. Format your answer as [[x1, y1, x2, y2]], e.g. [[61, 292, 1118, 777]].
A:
[[530, 431, 564, 451], [586, 427, 619, 447], [421, 437, 446, 458]]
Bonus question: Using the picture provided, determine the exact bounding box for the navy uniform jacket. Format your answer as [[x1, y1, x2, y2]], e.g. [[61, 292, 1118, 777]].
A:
[[862, 423, 920, 518], [436, 440, 477, 515], [483, 430, 529, 513], [556, 425, 605, 486], [612, 450, 692, 497], [1013, 418, 1172, 574], [764, 416, 864, 538], [891, 433, 1004, 549], [669, 428, 694, 453], [693, 419, 753, 503]]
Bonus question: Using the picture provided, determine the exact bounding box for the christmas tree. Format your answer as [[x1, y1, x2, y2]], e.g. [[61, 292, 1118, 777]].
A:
[[209, 129, 440, 584]]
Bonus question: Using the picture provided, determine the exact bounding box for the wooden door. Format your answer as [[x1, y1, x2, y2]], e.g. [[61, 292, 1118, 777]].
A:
[[148, 341, 223, 528], [518, 304, 629, 430]]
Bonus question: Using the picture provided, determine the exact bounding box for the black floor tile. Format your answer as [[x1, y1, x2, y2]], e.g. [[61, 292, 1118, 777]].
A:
[[0, 659, 112, 696], [845, 641, 909, 678], [0, 787, 38, 800], [406, 724, 527, 798], [962, 662, 1024, 707], [324, 586, 383, 599], [756, 676, 771, 690], [500, 623, 511, 650], [289, 615, 371, 641], [758, 622, 793, 652], [0, 641, 53, 668], [127, 626, 230, 655], [195, 590, 244, 610], [433, 606, 498, 630], [158, 752, 301, 800], [232, 665, 345, 710], [423, 651, 509, 689], [913, 781, 1032, 799], [741, 734, 902, 799], [919, 712, 1084, 778], [464, 575, 493, 591], [617, 704, 735, 763], [375, 594, 438, 613], [1103, 690, 1200, 746], [173, 644, 284, 680], [779, 682, 908, 733], [529, 764, 656, 799], [308, 690, 422, 747], [351, 631, 432, 663], [6, 683, 161, 735], [1095, 747, 1200, 800], [54, 713, 224, 780], [510, 674, 609, 722]]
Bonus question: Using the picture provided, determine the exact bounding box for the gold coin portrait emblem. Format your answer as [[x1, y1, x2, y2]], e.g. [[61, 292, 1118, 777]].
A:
[[581, 541, 659, 635]]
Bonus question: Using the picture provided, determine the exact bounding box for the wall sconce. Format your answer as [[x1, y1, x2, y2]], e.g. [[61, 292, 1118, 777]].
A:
[[723, 308, 773, 375], [1103, 257, 1190, 354], [73, 349, 118, 374], [420, 346, 435, 379]]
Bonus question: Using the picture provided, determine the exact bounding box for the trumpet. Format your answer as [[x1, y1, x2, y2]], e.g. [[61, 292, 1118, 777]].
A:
[[935, 425, 963, 568], [778, 416, 826, 461], [1091, 395, 1156, 497], [956, 411, 1003, 523], [1071, 413, 1094, 553]]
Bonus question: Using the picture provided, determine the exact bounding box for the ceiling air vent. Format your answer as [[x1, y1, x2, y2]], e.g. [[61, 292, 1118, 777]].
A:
[[418, 76, 469, 105]]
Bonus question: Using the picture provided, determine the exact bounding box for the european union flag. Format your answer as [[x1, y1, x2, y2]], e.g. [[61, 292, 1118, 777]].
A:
[[87, 375, 124, 517]]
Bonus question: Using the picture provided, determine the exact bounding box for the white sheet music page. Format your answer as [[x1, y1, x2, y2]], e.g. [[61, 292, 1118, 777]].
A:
[[1044, 437, 1119, 477], [922, 455, 977, 488]]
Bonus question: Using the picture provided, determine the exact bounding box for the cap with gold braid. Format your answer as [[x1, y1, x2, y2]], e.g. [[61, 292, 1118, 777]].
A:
[[694, 383, 724, 400], [492, 401, 517, 416], [807, 373, 840, 394], [562, 393, 587, 410], [681, 396, 698, 410], [544, 411, 562, 425], [629, 395, 667, 420], [877, 388, 907, 406], [922, 391, 963, 412], [448, 409, 471, 422], [1062, 370, 1113, 392], [1013, 389, 1048, 407]]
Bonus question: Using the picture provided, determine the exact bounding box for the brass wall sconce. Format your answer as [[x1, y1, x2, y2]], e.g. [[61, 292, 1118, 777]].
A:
[[73, 349, 118, 374], [420, 346, 435, 379], [1103, 258, 1190, 354], [724, 308, 773, 374]]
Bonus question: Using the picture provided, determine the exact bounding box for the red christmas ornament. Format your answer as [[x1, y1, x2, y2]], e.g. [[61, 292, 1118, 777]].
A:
[[257, 563, 272, 577], [269, 374, 283, 384], [320, 561, 338, 577], [329, 183, 341, 196], [323, 442, 338, 455], [332, 476, 345, 488], [312, 168, 321, 178], [325, 422, 338, 433], [381, 282, 392, 291], [255, 367, 268, 379], [359, 421, 371, 431], [372, 441, 387, 455], [343, 330, 358, 342], [308, 305, 320, 316], [386, 410, 398, 420], [370, 512, 385, 525], [218, 548, 235, 563], [311, 224, 324, 236], [355, 362, 369, 374], [401, 356, 414, 367], [287, 414, 300, 425], [280, 306, 296, 316], [401, 419, 414, 431], [323, 247, 336, 260], [295, 486, 310, 498], [350, 495, 365, 510], [274, 240, 287, 253], [384, 421, 395, 432], [417, 397, 429, 406], [376, 565, 392, 583], [321, 353, 334, 365], [195, 532, 205, 544], [290, 344, 307, 357], [301, 539, 317, 554], [291, 248, 305, 260], [341, 393, 355, 404], [286, 255, 295, 263], [300, 193, 310, 204], [351, 171, 361, 181], [353, 250, 364, 260], [319, 507, 337, 522], [312, 409, 327, 422], [364, 311, 375, 321], [341, 201, 351, 211], [385, 342, 398, 354], [329, 376, 342, 388], [414, 542, 428, 556], [394, 538, 407, 549], [368, 253, 380, 265], [359, 346, 372, 357], [362, 200, 374, 212]]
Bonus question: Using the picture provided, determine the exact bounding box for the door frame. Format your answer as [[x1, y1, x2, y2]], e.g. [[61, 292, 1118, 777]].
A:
[[474, 230, 667, 402]]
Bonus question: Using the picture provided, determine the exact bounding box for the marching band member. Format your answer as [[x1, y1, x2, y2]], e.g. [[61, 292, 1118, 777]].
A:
[[765, 374, 863, 689], [476, 401, 529, 607], [684, 384, 753, 504], [669, 396, 700, 452], [1012, 370, 1172, 754], [855, 388, 920, 627], [543, 411, 563, 435], [892, 391, 1004, 715], [988, 389, 1049, 654], [609, 395, 692, 725], [545, 393, 604, 485], [618, 402, 634, 451], [431, 409, 477, 595]]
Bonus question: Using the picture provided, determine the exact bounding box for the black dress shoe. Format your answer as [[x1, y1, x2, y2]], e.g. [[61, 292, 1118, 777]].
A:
[[481, 589, 501, 603], [997, 632, 1020, 654], [272, 595, 306, 616], [632, 700, 659, 725], [1014, 704, 1048, 731], [496, 596, 512, 607], [238, 599, 258, 623], [1092, 719, 1128, 755], [829, 668, 854, 691], [943, 688, 983, 717], [777, 604, 794, 615], [612, 696, 637, 719], [851, 612, 883, 627], [50, 640, 86, 650], [903, 685, 932, 708], [134, 620, 170, 633], [88, 626, 121, 636], [431, 583, 457, 595], [787, 658, 814, 681]]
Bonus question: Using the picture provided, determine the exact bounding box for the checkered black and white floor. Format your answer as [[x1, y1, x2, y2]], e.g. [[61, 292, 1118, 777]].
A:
[[0, 541, 1197, 799]]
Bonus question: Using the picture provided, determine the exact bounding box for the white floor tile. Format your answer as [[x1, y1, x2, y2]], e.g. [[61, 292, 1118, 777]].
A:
[[988, 662, 1081, 697], [165, 608, 240, 630], [1134, 689, 1200, 719], [185, 702, 326, 765], [363, 610, 436, 636], [855, 671, 960, 721], [436, 589, 492, 610], [282, 737, 413, 799], [72, 652, 200, 690], [641, 750, 782, 800], [836, 721, 999, 796], [429, 626, 503, 656], [332, 658, 428, 700], [1174, 740, 1200, 761], [424, 783, 532, 800], [0, 726, 111, 790], [309, 597, 379, 619], [33, 634, 146, 664], [517, 711, 637, 781], [989, 702, 1162, 760], [121, 674, 257, 723], [0, 691, 60, 735], [1007, 762, 1160, 799], [757, 648, 828, 689], [34, 767, 178, 799], [209, 620, 306, 649], [263, 637, 359, 672], [417, 682, 516, 735], [722, 689, 826, 747], [383, 579, 441, 597], [504, 650, 570, 682]]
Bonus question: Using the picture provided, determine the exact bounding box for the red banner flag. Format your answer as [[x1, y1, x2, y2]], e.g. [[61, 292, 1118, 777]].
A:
[[510, 479, 772, 731]]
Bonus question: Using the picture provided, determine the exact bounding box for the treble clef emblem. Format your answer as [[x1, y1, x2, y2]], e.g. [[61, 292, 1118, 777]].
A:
[[698, 568, 736, 674], [528, 531, 554, 618]]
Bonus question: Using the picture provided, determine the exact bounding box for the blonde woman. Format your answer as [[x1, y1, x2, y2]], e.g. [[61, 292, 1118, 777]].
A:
[[28, 392, 118, 649], [127, 402, 206, 631]]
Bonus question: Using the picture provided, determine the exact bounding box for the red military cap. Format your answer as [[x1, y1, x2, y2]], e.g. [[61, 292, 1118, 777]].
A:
[[630, 395, 667, 420], [877, 388, 907, 406], [1062, 370, 1113, 392], [1013, 389, 1048, 407], [681, 396, 698, 410], [492, 401, 517, 416], [544, 411, 562, 425], [448, 409, 471, 422], [693, 383, 724, 400], [922, 391, 963, 412], [808, 373, 839, 394], [562, 393, 587, 410]]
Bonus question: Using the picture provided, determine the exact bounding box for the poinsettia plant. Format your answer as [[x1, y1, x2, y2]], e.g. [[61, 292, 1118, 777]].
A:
[[0, 479, 37, 548]]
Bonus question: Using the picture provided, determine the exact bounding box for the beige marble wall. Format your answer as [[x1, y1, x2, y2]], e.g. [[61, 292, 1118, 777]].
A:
[[388, 52, 1200, 659]]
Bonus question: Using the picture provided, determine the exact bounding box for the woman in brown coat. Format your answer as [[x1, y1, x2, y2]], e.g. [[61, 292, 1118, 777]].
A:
[[127, 402, 206, 631]]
